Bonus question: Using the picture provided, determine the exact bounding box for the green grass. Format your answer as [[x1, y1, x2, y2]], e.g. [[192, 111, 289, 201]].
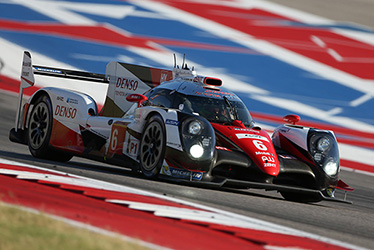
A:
[[0, 202, 150, 250]]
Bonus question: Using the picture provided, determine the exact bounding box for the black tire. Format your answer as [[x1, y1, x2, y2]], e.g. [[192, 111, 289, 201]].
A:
[[139, 115, 166, 178], [280, 191, 322, 203], [27, 94, 72, 162]]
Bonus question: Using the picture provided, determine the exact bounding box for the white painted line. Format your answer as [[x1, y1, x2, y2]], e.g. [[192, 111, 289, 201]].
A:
[[0, 157, 368, 250], [339, 144, 374, 166], [132, 0, 374, 98], [0, 37, 108, 105], [327, 48, 343, 62], [350, 94, 373, 107], [311, 35, 326, 48], [325, 107, 343, 116], [251, 94, 374, 133]]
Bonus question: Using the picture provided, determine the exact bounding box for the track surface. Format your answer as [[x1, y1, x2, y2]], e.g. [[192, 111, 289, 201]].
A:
[[268, 0, 374, 28], [1, 91, 373, 249], [1, 1, 374, 249]]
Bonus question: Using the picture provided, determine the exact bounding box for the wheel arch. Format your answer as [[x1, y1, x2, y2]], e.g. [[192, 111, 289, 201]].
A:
[[23, 90, 51, 134]]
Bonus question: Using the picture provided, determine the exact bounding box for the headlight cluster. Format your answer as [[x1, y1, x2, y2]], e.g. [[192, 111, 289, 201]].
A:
[[188, 120, 202, 135], [182, 118, 215, 160], [190, 144, 204, 158], [309, 132, 339, 176], [317, 137, 331, 152]]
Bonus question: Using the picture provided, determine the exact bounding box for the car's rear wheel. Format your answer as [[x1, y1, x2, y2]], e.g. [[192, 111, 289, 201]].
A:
[[139, 115, 166, 178], [27, 94, 72, 162], [280, 191, 322, 203]]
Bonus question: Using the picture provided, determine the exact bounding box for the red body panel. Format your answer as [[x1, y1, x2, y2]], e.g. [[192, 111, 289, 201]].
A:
[[50, 119, 84, 154], [212, 123, 279, 176]]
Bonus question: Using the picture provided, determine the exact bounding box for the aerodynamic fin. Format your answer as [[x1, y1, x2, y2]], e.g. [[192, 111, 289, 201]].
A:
[[15, 51, 35, 132], [20, 51, 35, 88]]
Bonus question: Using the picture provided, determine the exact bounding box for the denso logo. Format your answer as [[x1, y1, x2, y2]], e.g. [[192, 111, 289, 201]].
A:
[[55, 105, 77, 119], [116, 77, 138, 91]]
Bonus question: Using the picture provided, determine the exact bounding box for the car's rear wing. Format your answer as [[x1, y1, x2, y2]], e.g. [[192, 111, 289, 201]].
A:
[[15, 51, 174, 129], [16, 51, 221, 128], [15, 51, 110, 132], [33, 65, 109, 83]]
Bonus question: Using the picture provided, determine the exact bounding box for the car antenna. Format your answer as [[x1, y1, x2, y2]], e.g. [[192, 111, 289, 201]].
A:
[[173, 53, 177, 68], [182, 53, 186, 69]]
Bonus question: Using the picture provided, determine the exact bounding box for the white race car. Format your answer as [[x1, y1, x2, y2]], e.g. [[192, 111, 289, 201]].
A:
[[10, 51, 353, 203]]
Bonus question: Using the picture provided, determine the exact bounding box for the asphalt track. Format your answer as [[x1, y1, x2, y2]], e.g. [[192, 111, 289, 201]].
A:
[[1, 91, 373, 249], [1, 0, 374, 249], [268, 0, 374, 28]]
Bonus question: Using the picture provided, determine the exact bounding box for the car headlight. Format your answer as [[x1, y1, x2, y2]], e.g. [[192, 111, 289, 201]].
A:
[[308, 131, 340, 177], [181, 117, 215, 161], [190, 144, 204, 158], [189, 121, 202, 135], [317, 137, 331, 152], [324, 159, 338, 176]]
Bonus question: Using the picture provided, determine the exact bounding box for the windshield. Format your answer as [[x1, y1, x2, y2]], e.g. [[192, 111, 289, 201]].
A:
[[173, 93, 254, 126]]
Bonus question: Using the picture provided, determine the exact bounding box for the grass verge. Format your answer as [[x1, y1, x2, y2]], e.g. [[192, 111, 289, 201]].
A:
[[0, 202, 151, 250]]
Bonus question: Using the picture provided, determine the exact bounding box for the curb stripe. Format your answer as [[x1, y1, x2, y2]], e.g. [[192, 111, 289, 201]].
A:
[[0, 158, 364, 250]]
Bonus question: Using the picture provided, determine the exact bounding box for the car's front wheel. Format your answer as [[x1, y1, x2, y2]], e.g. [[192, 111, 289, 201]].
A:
[[139, 114, 166, 178], [27, 94, 72, 162]]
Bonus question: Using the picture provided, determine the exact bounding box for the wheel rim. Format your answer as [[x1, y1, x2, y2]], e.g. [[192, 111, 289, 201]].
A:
[[29, 102, 50, 149], [141, 122, 163, 171]]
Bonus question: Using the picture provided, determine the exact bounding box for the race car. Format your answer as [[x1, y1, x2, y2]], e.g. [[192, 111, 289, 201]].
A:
[[9, 51, 353, 203]]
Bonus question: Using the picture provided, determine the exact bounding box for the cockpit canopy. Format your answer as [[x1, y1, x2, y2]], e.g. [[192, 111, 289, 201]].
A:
[[143, 80, 254, 127]]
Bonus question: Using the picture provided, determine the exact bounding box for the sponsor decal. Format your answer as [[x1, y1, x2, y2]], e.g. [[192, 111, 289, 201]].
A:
[[116, 77, 138, 91], [35, 67, 62, 74], [168, 167, 203, 181], [264, 163, 277, 168], [261, 156, 275, 162], [160, 71, 169, 83], [204, 89, 233, 96], [256, 151, 275, 156], [161, 164, 172, 176], [236, 134, 269, 142], [194, 91, 221, 98], [56, 96, 64, 101], [233, 128, 255, 132], [67, 97, 78, 104], [55, 105, 77, 119], [165, 119, 179, 126], [126, 139, 139, 158], [23, 61, 31, 67], [166, 141, 183, 150], [256, 151, 270, 155], [115, 90, 128, 96]]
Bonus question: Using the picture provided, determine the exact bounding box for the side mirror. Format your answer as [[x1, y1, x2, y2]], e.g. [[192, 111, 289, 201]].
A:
[[283, 114, 300, 125], [126, 94, 147, 107]]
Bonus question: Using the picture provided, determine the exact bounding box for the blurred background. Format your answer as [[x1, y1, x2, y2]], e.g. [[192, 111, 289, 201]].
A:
[[0, 0, 373, 173]]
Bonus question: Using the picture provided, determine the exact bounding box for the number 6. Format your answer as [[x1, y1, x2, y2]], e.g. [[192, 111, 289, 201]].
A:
[[253, 140, 267, 151], [110, 129, 118, 151]]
